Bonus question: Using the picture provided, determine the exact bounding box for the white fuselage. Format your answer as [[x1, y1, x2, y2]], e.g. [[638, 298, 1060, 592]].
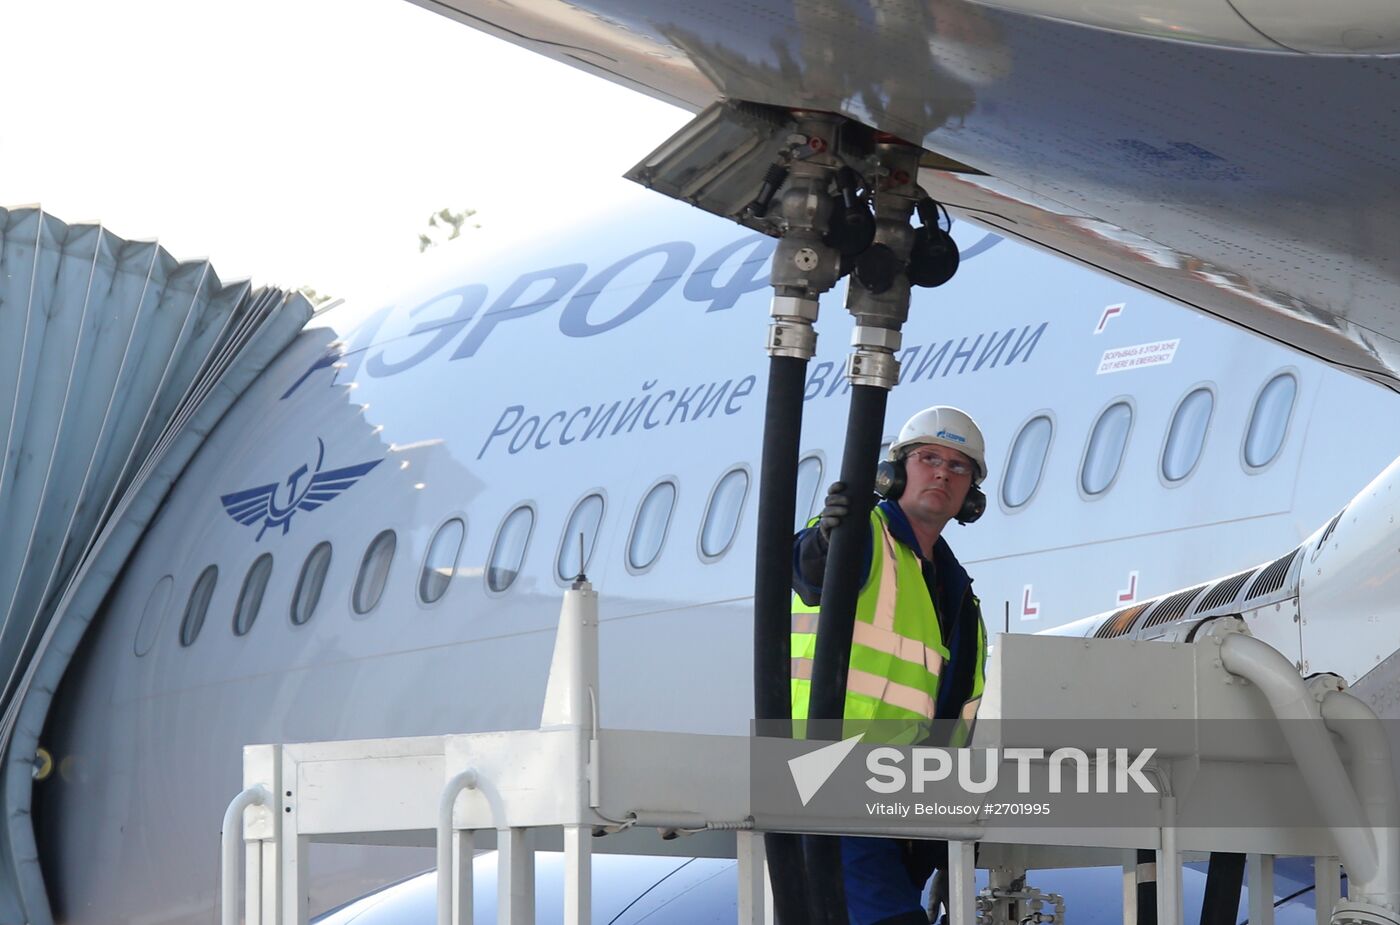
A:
[[37, 194, 1400, 922]]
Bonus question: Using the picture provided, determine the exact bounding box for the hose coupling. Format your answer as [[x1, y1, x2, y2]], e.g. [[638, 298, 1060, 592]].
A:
[[767, 294, 820, 359], [847, 350, 899, 389], [845, 325, 902, 388]]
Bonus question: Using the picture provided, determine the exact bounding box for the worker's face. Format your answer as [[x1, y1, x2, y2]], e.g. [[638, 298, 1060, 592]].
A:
[[901, 445, 975, 526]]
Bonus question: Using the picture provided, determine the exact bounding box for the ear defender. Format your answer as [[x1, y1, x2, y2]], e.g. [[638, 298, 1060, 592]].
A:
[[956, 485, 986, 525], [876, 453, 986, 525], [874, 457, 905, 500]]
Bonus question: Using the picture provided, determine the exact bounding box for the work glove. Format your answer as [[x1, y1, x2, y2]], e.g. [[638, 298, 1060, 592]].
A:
[[818, 481, 849, 542]]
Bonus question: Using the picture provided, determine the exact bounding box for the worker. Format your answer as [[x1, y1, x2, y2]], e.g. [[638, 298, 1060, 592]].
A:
[[791, 405, 990, 925]]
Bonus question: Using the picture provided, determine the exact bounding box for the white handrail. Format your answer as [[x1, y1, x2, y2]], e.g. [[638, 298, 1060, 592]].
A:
[[437, 769, 480, 925], [221, 784, 271, 925], [1158, 795, 1180, 925]]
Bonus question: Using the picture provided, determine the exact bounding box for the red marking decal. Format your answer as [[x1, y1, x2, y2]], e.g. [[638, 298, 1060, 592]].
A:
[[1022, 585, 1040, 619], [1096, 303, 1124, 334], [1117, 571, 1139, 604]]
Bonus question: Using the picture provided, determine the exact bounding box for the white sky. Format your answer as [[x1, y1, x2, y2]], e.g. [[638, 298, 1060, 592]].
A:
[[0, 0, 690, 301]]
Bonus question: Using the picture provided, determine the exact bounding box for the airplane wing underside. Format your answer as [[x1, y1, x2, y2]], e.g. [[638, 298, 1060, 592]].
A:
[[409, 0, 1400, 389]]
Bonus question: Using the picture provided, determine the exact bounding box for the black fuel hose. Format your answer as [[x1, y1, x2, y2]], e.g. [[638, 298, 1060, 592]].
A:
[[810, 382, 888, 729], [753, 353, 812, 925], [767, 832, 811, 925], [805, 382, 890, 925], [803, 833, 849, 924], [754, 354, 806, 733], [1138, 848, 1158, 925], [1200, 852, 1245, 925]]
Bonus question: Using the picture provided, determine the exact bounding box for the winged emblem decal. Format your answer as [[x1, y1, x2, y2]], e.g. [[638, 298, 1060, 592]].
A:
[[220, 438, 382, 540]]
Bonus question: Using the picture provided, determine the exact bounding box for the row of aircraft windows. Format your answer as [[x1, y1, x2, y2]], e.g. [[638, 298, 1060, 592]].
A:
[[152, 370, 1298, 652], [160, 460, 820, 651], [1000, 371, 1297, 509]]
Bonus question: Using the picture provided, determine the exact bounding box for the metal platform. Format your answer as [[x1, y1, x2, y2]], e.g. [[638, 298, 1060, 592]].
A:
[[220, 583, 1400, 925]]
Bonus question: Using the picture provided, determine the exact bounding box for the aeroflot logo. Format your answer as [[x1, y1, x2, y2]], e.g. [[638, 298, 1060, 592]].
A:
[[220, 438, 382, 540], [280, 230, 1002, 401], [935, 429, 966, 444]]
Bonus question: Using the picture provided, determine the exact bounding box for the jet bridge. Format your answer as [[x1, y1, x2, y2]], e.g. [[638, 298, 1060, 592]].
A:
[[221, 582, 1400, 925], [0, 208, 313, 925]]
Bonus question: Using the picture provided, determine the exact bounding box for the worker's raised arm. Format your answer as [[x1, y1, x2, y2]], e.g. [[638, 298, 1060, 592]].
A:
[[791, 481, 873, 605]]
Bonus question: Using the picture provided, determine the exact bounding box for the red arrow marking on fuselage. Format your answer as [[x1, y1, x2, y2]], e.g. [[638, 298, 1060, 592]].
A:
[[1096, 303, 1124, 334], [1117, 571, 1139, 604]]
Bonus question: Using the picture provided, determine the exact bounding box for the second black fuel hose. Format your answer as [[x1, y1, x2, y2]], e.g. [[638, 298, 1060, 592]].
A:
[[804, 381, 891, 925], [753, 352, 815, 925]]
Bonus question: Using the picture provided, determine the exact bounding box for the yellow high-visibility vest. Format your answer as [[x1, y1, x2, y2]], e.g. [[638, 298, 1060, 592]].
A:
[[791, 507, 985, 744]]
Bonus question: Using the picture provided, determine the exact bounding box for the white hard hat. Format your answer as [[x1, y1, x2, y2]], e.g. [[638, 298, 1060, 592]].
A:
[[890, 405, 988, 484]]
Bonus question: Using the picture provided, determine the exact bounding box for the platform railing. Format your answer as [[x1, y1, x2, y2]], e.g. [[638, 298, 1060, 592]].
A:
[[219, 588, 1399, 925]]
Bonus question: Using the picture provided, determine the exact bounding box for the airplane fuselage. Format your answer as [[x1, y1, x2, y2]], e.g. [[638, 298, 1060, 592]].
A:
[[36, 193, 1400, 922]]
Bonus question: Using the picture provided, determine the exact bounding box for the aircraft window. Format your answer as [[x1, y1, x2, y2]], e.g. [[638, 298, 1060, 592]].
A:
[[557, 493, 604, 583], [487, 505, 535, 592], [1001, 415, 1053, 508], [1080, 401, 1133, 496], [133, 575, 174, 657], [291, 542, 332, 625], [353, 530, 397, 614], [1162, 388, 1214, 482], [627, 480, 677, 572], [233, 554, 273, 636], [700, 467, 750, 560], [795, 455, 823, 530], [420, 518, 466, 604], [179, 565, 218, 647], [1243, 372, 1297, 469]]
